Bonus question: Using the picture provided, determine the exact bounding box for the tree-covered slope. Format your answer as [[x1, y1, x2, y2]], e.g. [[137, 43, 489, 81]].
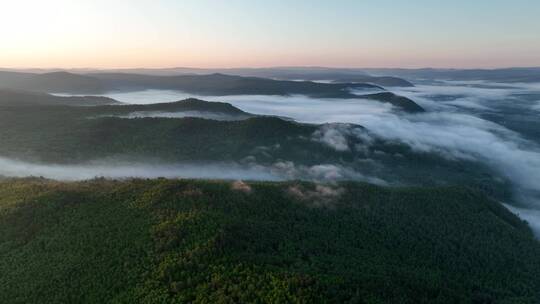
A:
[[0, 96, 509, 198], [0, 178, 538, 303]]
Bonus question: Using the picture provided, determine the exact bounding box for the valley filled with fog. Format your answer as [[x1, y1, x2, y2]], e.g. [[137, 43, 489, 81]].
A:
[[51, 80, 540, 235], [0, 69, 538, 234], [57, 81, 540, 186], [3, 1, 540, 302]]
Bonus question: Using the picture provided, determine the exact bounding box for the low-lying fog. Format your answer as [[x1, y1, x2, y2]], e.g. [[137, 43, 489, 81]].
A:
[[108, 111, 250, 121], [0, 157, 383, 185], [38, 81, 540, 235], [0, 158, 278, 181]]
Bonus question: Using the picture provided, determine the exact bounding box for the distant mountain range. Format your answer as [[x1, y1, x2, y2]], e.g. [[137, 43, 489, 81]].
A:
[[5, 66, 540, 83], [0, 71, 424, 112], [362, 67, 540, 83], [0, 70, 381, 96], [0, 67, 416, 87]]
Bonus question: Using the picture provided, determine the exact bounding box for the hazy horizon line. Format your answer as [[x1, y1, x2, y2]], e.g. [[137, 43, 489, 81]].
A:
[[2, 65, 540, 72]]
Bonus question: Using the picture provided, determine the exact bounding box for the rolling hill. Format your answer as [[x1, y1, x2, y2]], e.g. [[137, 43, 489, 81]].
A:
[[0, 71, 424, 112], [0, 89, 119, 106]]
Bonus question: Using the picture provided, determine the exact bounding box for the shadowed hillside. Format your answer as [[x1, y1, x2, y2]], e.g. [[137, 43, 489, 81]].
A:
[[0, 89, 119, 106], [0, 71, 424, 112]]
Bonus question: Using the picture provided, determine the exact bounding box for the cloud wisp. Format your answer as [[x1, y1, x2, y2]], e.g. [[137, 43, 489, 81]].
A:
[[110, 111, 250, 121]]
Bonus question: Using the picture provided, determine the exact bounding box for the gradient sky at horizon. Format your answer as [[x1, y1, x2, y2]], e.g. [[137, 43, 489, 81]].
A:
[[1, 0, 539, 69]]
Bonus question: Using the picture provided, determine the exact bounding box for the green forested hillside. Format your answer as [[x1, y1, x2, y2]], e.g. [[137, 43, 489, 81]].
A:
[[0, 96, 508, 198], [0, 178, 538, 303]]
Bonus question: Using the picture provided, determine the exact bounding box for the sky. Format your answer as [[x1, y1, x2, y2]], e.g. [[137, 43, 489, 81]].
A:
[[0, 0, 539, 69]]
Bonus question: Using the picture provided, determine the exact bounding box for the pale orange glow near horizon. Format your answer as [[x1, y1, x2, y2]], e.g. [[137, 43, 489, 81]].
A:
[[1, 0, 539, 69], [4, 49, 538, 70]]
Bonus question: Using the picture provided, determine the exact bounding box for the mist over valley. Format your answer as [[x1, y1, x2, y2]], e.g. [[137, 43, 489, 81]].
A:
[[2, 1, 540, 300]]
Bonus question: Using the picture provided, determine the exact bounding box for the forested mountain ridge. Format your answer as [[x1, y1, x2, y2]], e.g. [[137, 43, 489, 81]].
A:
[[0, 94, 506, 200], [0, 71, 424, 112], [0, 178, 538, 303]]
